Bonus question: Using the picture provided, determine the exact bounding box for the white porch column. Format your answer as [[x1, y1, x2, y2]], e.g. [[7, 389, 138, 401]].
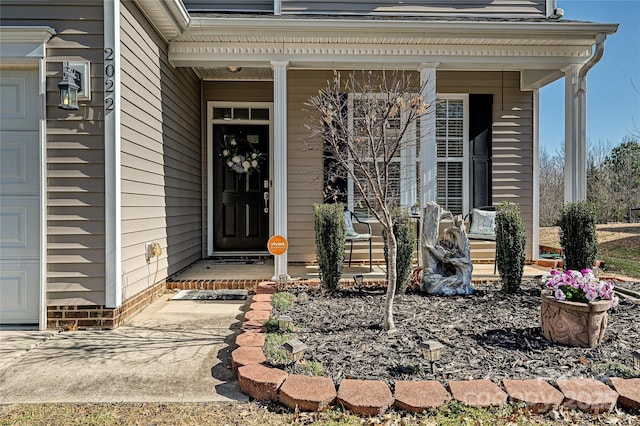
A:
[[271, 60, 289, 279], [419, 63, 438, 206], [563, 64, 586, 202]]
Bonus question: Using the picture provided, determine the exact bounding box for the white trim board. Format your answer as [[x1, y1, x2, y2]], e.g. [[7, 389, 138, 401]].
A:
[[104, 0, 122, 308], [0, 26, 54, 330], [206, 101, 274, 257]]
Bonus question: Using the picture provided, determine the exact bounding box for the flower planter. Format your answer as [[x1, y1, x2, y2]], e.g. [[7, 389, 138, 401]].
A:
[[540, 292, 611, 348]]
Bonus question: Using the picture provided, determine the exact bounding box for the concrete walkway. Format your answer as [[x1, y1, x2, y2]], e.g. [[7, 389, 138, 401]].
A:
[[0, 296, 249, 403]]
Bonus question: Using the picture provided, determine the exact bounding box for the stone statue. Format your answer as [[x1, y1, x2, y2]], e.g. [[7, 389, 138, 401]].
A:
[[420, 202, 474, 295]]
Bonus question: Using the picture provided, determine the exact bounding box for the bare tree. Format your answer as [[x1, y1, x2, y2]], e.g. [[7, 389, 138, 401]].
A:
[[306, 71, 428, 332], [587, 139, 618, 223], [539, 147, 564, 226]]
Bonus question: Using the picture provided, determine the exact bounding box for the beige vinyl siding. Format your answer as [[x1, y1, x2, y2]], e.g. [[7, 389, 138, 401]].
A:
[[201, 81, 273, 253], [288, 70, 335, 263], [438, 71, 534, 260], [120, 1, 201, 301], [282, 1, 546, 16], [1, 1, 107, 306]]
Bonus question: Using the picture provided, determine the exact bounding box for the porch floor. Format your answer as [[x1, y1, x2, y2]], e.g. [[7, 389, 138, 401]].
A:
[[169, 258, 552, 283]]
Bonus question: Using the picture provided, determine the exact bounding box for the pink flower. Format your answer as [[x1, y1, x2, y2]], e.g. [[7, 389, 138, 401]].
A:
[[555, 289, 566, 301]]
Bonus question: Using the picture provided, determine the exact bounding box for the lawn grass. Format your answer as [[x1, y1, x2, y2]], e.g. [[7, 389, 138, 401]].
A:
[[599, 246, 640, 279], [539, 224, 640, 279], [4, 400, 636, 425]]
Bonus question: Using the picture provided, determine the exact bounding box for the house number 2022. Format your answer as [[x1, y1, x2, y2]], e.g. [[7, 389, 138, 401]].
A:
[[104, 48, 115, 111]]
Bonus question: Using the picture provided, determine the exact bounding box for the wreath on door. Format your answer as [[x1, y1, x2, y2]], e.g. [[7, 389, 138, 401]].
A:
[[220, 135, 264, 174]]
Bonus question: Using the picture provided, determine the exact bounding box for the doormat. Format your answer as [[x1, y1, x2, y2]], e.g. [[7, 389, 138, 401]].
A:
[[209, 259, 265, 265], [171, 289, 248, 301]]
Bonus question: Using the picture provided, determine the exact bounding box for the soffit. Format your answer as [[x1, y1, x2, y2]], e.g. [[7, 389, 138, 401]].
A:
[[133, 0, 190, 42]]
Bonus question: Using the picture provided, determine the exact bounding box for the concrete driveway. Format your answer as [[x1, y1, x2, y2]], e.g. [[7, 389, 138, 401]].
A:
[[0, 295, 249, 403]]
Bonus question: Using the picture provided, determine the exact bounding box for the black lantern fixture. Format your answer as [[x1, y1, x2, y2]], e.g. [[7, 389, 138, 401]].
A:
[[58, 63, 82, 110]]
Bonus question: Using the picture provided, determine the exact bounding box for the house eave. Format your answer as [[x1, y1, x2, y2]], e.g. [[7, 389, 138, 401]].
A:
[[185, 15, 618, 43], [132, 0, 190, 42]]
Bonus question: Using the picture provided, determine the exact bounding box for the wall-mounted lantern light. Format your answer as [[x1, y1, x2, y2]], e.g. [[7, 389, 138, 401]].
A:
[[58, 63, 81, 110], [58, 61, 91, 111]]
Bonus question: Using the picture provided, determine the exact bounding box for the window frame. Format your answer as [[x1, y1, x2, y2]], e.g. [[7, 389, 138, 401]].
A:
[[435, 94, 470, 216], [344, 92, 469, 218]]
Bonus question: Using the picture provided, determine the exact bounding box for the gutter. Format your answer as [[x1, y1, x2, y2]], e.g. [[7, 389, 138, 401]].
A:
[[579, 32, 607, 85]]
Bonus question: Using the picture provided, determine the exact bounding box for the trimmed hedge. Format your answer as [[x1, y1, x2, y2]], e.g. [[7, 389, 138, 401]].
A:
[[559, 201, 598, 271], [313, 203, 346, 292], [495, 202, 526, 293]]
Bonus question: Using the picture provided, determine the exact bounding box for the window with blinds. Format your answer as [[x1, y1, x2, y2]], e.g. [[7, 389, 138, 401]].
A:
[[435, 96, 469, 216], [347, 94, 419, 219]]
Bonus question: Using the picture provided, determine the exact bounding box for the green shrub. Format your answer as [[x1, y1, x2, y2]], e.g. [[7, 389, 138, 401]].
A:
[[495, 202, 526, 293], [559, 201, 597, 270], [295, 361, 325, 377], [263, 317, 279, 333], [383, 209, 416, 294], [264, 333, 290, 366], [314, 203, 346, 292], [271, 292, 296, 313]]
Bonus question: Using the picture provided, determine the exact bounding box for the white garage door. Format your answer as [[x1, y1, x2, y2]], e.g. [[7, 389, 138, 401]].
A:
[[0, 69, 41, 325]]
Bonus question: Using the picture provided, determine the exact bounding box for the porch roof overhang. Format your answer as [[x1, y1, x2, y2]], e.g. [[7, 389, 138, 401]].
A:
[[140, 5, 617, 90]]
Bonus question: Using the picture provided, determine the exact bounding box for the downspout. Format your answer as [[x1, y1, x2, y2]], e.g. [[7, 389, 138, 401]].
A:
[[575, 32, 607, 200]]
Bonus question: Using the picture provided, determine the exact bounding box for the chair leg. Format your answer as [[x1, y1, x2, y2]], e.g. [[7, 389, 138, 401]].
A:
[[348, 241, 353, 266], [368, 238, 372, 272]]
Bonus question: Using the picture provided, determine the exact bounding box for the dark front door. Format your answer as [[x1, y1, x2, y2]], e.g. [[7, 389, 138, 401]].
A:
[[213, 124, 269, 252]]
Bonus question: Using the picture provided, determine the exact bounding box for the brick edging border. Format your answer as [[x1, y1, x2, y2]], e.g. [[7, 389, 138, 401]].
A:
[[233, 281, 640, 416]]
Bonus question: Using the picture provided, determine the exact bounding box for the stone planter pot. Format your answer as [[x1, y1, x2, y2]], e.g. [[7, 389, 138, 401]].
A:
[[540, 292, 611, 348]]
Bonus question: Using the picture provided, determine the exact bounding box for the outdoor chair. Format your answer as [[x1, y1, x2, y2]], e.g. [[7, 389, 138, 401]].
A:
[[344, 210, 373, 272], [464, 206, 497, 273]]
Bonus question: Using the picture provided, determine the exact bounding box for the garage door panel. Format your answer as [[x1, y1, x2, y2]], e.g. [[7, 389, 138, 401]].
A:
[[0, 131, 39, 195], [0, 75, 39, 130], [0, 68, 41, 325], [0, 261, 39, 324], [0, 198, 40, 258]]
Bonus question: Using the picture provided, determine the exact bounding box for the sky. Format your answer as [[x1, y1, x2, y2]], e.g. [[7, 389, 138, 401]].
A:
[[539, 0, 640, 153]]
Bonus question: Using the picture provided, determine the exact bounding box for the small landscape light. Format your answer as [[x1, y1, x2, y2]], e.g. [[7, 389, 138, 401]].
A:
[[278, 274, 288, 291], [420, 340, 444, 374], [297, 292, 309, 304], [353, 274, 364, 292], [282, 338, 308, 363], [278, 314, 292, 331], [632, 350, 640, 370]]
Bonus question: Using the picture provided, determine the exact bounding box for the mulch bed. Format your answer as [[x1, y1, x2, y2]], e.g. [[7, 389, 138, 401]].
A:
[[280, 280, 639, 387]]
